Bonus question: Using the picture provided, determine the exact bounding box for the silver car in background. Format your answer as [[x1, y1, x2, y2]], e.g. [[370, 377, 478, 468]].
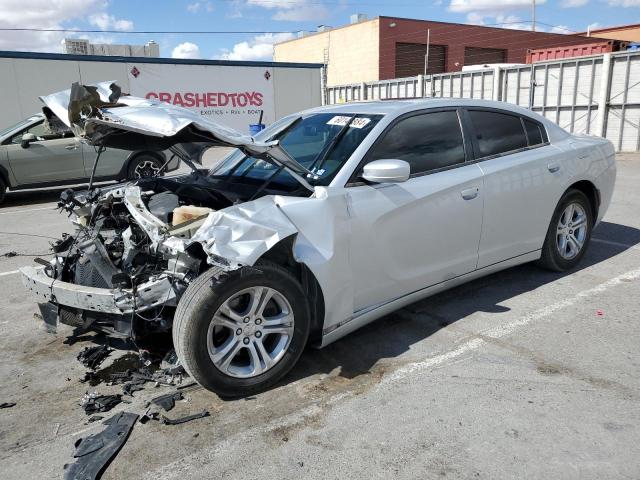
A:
[[0, 113, 179, 204], [21, 83, 616, 397]]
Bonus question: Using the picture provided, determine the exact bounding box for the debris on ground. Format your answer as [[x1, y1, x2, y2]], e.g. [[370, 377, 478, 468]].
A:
[[146, 391, 184, 412], [160, 349, 185, 377], [87, 415, 104, 423], [1, 402, 16, 409], [2, 251, 18, 258], [77, 345, 112, 370], [81, 351, 186, 388], [82, 392, 122, 415], [139, 409, 159, 424], [63, 411, 138, 480], [121, 379, 146, 397], [160, 410, 210, 425]]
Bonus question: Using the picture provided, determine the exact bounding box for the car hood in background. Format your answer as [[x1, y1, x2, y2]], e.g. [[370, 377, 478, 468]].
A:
[[39, 81, 313, 181]]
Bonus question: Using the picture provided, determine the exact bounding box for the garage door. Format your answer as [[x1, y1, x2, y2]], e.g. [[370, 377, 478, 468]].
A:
[[464, 47, 506, 66], [395, 43, 446, 77]]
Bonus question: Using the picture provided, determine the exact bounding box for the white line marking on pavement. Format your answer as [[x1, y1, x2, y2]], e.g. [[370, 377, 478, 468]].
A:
[[0, 269, 19, 277], [386, 267, 640, 383], [0, 206, 54, 215], [592, 238, 640, 250]]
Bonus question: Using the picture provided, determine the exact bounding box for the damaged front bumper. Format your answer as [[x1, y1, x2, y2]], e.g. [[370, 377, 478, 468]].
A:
[[20, 266, 176, 315]]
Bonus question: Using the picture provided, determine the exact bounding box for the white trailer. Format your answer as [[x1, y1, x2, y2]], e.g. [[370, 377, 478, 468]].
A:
[[0, 51, 323, 134]]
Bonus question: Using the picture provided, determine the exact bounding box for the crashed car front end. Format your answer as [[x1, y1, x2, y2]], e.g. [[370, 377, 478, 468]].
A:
[[20, 81, 312, 337]]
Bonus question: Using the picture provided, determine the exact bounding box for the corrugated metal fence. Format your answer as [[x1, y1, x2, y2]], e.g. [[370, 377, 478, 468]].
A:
[[325, 51, 640, 152]]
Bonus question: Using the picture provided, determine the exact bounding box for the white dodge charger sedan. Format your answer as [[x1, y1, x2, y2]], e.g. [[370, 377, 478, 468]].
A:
[[22, 83, 616, 396]]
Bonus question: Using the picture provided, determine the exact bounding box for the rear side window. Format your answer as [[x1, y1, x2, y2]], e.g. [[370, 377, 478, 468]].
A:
[[523, 118, 545, 146], [468, 110, 527, 158], [368, 110, 465, 175]]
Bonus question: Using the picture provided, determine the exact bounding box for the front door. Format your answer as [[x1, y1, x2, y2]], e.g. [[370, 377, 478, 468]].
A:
[[5, 120, 85, 184], [346, 109, 484, 312]]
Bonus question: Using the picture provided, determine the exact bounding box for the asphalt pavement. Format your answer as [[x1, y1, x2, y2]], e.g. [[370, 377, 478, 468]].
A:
[[0, 153, 638, 480]]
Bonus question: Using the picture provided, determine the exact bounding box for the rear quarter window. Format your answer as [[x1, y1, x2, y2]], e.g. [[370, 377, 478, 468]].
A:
[[523, 118, 545, 146]]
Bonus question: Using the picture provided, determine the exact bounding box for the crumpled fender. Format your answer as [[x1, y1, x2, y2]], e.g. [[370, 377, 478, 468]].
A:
[[189, 195, 298, 269]]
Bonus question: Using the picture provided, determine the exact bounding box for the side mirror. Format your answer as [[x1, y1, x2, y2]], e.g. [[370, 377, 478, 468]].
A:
[[362, 159, 410, 184], [21, 133, 36, 149]]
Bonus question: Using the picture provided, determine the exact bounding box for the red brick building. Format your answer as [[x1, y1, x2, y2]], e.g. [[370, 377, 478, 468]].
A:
[[275, 16, 609, 86], [379, 16, 607, 77]]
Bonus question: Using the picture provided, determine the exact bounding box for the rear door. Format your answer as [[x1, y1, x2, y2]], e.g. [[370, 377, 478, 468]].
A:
[[464, 109, 562, 268], [4, 119, 85, 184], [346, 109, 484, 311]]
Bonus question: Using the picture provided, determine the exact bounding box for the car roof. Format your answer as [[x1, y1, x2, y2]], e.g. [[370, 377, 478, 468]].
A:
[[303, 98, 539, 118]]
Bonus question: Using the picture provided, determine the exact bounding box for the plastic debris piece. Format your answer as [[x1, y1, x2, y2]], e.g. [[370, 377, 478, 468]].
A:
[[121, 380, 145, 397], [146, 391, 184, 412], [87, 415, 104, 423], [63, 411, 138, 480], [1, 402, 16, 409], [82, 392, 122, 415], [77, 345, 112, 370], [596, 310, 604, 316], [160, 410, 210, 425]]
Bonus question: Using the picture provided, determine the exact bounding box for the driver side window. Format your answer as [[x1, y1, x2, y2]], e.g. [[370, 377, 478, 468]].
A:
[[9, 121, 49, 144], [367, 110, 466, 176], [8, 120, 71, 145]]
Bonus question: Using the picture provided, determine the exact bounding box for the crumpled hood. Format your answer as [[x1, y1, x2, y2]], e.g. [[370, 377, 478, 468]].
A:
[[39, 81, 313, 180]]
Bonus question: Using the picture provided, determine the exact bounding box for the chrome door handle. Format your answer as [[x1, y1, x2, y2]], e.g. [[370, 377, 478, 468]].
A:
[[461, 187, 479, 200], [547, 163, 560, 173], [65, 144, 78, 150]]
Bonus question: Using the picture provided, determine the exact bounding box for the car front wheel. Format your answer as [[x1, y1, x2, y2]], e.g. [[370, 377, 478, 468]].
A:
[[172, 262, 310, 397], [537, 189, 593, 272], [127, 154, 164, 180]]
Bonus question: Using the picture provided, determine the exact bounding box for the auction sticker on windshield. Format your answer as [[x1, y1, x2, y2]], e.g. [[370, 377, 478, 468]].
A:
[[327, 116, 372, 128]]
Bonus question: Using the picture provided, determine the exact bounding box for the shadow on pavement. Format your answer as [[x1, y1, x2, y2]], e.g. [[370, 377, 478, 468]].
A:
[[285, 220, 640, 385]]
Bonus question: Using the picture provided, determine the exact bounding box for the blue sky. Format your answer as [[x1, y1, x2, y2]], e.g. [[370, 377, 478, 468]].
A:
[[0, 0, 637, 60]]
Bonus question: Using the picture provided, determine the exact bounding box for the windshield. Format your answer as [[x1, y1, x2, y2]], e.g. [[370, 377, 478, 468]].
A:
[[0, 116, 40, 140], [208, 112, 383, 188]]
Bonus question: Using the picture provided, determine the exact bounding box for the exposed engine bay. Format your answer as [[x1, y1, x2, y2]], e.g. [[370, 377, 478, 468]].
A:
[[27, 167, 306, 339]]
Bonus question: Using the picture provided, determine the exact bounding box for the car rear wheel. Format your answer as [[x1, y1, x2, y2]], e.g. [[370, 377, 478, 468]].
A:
[[127, 154, 164, 180], [173, 261, 310, 397], [537, 189, 593, 272]]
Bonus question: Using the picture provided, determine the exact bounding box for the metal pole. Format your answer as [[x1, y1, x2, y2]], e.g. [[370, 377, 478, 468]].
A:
[[532, 0, 536, 32], [424, 29, 430, 76]]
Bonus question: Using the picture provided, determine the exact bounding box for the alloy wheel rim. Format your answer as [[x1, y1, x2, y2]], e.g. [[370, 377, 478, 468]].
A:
[[556, 202, 588, 260], [207, 286, 295, 378], [134, 160, 161, 178]]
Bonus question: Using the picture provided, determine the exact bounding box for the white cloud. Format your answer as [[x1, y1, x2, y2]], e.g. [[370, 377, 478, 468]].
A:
[[246, 0, 328, 21], [88, 13, 134, 31], [0, 0, 107, 52], [607, 0, 640, 5], [449, 0, 546, 13], [550, 24, 572, 34], [187, 1, 214, 13], [172, 42, 201, 59], [561, 0, 588, 6], [467, 13, 533, 30], [219, 32, 294, 61]]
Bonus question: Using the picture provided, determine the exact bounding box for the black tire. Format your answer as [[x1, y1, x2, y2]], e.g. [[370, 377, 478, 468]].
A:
[[0, 177, 6, 205], [127, 154, 163, 180], [537, 189, 593, 272], [173, 261, 310, 397]]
